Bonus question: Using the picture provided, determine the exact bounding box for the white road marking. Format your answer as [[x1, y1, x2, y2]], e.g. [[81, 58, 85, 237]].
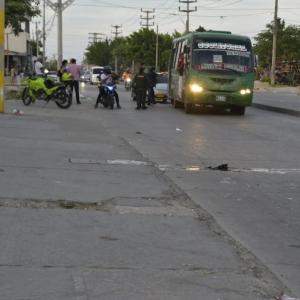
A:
[[70, 158, 300, 174]]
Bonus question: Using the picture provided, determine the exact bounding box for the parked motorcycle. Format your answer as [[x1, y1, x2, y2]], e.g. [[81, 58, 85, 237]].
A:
[[22, 71, 72, 109]]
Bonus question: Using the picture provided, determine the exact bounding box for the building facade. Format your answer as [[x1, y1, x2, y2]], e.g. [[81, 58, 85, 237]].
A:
[[4, 20, 32, 75]]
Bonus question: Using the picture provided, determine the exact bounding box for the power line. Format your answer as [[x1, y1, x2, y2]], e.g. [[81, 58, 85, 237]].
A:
[[88, 32, 105, 44]]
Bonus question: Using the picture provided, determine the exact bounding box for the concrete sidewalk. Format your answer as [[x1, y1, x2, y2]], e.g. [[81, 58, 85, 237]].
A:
[[253, 81, 300, 116]]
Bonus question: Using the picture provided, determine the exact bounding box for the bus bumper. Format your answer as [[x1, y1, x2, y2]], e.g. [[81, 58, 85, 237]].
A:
[[187, 90, 253, 107]]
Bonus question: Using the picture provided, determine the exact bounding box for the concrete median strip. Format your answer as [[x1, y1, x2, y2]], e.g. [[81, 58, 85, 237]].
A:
[[252, 102, 300, 117]]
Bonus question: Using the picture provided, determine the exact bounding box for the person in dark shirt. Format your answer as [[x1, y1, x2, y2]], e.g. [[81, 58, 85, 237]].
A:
[[147, 67, 157, 105], [133, 65, 148, 110]]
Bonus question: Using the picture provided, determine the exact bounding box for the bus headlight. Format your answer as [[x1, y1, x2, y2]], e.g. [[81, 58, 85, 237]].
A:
[[240, 89, 251, 95], [190, 83, 203, 93]]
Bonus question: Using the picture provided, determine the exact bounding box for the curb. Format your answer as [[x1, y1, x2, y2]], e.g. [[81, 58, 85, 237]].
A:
[[252, 103, 300, 117]]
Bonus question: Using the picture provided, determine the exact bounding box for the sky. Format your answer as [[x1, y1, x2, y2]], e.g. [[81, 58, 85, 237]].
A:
[[34, 0, 300, 63]]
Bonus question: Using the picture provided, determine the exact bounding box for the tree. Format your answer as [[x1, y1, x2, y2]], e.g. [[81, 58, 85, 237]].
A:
[[85, 39, 112, 66], [195, 25, 206, 32], [5, 0, 40, 34], [253, 19, 300, 67], [85, 29, 185, 72]]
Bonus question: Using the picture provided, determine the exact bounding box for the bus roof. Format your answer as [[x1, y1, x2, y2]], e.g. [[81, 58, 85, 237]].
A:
[[173, 31, 251, 43]]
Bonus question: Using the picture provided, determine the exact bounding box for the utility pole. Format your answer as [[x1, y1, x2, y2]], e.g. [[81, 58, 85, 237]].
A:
[[140, 9, 155, 29], [35, 22, 40, 57], [42, 0, 46, 66], [88, 32, 104, 45], [0, 0, 4, 113], [111, 25, 122, 74], [155, 25, 159, 72], [111, 25, 122, 39], [46, 0, 74, 68], [270, 0, 279, 85], [179, 0, 197, 33]]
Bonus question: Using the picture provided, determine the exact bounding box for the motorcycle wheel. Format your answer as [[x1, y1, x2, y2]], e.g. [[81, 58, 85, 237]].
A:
[[101, 94, 109, 108], [22, 87, 32, 106], [109, 94, 114, 109], [55, 88, 72, 109]]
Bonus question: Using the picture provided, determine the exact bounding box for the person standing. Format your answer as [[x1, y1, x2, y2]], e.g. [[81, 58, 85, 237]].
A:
[[176, 51, 185, 99], [133, 65, 148, 110], [147, 67, 157, 105], [68, 58, 81, 104], [34, 58, 44, 75]]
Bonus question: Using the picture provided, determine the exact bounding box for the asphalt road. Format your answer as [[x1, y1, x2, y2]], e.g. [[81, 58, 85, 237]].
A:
[[0, 84, 299, 299]]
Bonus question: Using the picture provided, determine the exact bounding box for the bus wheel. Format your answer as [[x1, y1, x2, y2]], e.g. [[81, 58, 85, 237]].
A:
[[231, 106, 245, 115], [184, 102, 192, 114]]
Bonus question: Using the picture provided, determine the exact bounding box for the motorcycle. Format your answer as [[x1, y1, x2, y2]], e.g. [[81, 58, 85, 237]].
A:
[[98, 83, 116, 109], [124, 77, 132, 91], [22, 70, 72, 109]]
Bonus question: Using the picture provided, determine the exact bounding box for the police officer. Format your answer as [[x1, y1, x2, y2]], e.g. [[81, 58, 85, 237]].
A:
[[133, 65, 148, 110]]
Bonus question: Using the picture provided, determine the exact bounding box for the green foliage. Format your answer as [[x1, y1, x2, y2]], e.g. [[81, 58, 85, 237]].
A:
[[5, 0, 40, 34], [46, 56, 58, 71], [85, 39, 112, 66], [254, 19, 300, 67], [85, 29, 184, 72], [195, 26, 206, 32]]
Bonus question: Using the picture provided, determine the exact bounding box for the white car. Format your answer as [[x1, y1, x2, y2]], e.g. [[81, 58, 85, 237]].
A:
[[90, 66, 103, 84], [80, 71, 91, 83]]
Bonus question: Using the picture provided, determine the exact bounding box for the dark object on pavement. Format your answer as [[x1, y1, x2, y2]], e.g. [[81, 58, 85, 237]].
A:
[[207, 164, 229, 171], [274, 293, 300, 300]]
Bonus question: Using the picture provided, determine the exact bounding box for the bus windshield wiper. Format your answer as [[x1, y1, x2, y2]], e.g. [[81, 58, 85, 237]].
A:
[[223, 67, 242, 74]]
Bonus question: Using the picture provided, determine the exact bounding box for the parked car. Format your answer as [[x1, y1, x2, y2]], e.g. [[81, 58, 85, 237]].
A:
[[154, 73, 168, 102]]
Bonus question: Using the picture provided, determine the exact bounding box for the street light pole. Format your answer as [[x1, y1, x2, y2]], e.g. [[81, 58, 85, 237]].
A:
[[0, 0, 4, 113], [270, 0, 278, 85], [42, 0, 46, 66], [155, 25, 159, 72], [57, 0, 63, 68]]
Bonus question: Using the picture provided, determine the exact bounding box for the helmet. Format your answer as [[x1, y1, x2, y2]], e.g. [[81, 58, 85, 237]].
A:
[[103, 66, 112, 74]]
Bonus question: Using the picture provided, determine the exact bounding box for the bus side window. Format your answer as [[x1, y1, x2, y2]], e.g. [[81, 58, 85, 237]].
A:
[[172, 44, 178, 69], [184, 44, 191, 66], [175, 42, 183, 68]]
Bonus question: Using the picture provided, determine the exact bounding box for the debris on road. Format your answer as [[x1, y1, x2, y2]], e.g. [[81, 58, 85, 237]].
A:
[[275, 293, 300, 300], [136, 131, 142, 134], [12, 109, 24, 115], [207, 163, 229, 171]]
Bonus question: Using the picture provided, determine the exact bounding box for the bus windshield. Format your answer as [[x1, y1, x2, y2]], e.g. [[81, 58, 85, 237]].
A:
[[192, 39, 253, 74]]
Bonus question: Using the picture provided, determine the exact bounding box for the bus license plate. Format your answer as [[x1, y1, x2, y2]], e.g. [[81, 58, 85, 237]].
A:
[[216, 95, 226, 102]]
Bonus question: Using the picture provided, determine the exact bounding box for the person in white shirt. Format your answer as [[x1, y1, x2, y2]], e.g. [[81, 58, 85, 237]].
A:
[[95, 68, 120, 108], [34, 59, 44, 75]]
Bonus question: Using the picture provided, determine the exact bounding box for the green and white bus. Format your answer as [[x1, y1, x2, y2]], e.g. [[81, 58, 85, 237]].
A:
[[168, 31, 255, 114]]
